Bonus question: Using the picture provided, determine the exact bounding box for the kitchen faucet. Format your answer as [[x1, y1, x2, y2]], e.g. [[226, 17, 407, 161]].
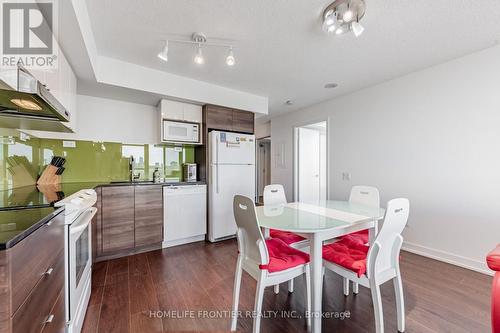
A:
[[129, 156, 140, 181]]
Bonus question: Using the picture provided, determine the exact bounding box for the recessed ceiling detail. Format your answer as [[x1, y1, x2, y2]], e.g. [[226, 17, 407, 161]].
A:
[[322, 0, 366, 37], [324, 83, 339, 89], [157, 32, 236, 67]]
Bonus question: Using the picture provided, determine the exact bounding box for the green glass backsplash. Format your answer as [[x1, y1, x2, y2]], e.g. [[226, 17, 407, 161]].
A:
[[0, 131, 195, 190]]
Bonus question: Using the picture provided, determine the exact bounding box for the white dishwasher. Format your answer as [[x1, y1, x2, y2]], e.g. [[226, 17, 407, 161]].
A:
[[163, 185, 207, 248]]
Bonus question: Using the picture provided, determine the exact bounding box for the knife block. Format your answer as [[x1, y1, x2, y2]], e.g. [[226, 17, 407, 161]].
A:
[[37, 165, 61, 185]]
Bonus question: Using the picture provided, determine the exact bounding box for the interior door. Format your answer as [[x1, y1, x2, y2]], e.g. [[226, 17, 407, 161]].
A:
[[298, 127, 321, 203]]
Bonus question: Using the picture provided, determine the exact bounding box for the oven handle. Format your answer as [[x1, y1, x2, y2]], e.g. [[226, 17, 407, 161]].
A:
[[70, 207, 97, 237]]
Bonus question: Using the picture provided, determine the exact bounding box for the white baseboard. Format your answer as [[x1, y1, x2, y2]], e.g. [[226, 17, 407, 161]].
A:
[[162, 234, 206, 248], [402, 241, 493, 276]]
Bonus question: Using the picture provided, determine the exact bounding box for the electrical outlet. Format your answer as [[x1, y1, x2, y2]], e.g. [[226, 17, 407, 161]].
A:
[[342, 172, 351, 181], [63, 140, 76, 148]]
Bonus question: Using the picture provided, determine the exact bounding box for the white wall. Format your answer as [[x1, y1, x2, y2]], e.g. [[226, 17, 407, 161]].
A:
[[255, 121, 271, 139], [271, 45, 500, 274], [27, 94, 159, 144]]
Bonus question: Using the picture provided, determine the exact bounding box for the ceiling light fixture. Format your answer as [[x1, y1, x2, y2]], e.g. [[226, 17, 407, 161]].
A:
[[226, 47, 235, 66], [157, 41, 168, 62], [322, 0, 366, 38], [194, 44, 205, 65], [158, 32, 237, 67]]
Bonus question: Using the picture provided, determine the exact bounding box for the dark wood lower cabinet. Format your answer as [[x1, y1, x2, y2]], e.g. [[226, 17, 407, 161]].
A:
[[101, 186, 135, 254], [134, 185, 163, 247], [0, 211, 65, 333], [95, 184, 164, 262]]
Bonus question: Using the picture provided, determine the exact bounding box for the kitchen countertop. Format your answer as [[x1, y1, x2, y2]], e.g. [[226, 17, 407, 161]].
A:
[[0, 206, 64, 250], [0, 180, 206, 211], [0, 180, 206, 250]]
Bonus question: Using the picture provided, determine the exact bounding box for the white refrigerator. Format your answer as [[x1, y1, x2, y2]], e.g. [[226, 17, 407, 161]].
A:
[[208, 131, 255, 242]]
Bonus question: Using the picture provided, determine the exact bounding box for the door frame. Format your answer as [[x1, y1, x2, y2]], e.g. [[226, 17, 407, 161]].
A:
[[293, 119, 330, 202], [255, 136, 271, 202]]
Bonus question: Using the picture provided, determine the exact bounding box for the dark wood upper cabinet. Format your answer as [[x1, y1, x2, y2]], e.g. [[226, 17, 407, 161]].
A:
[[101, 186, 135, 254], [205, 105, 234, 131], [232, 109, 255, 134], [204, 104, 254, 134], [134, 185, 163, 247]]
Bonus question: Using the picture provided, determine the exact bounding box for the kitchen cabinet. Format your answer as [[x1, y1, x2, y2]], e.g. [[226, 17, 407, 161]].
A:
[[101, 186, 135, 254], [0, 211, 65, 333], [159, 99, 202, 123], [134, 185, 163, 247], [95, 184, 166, 261], [233, 109, 255, 133], [204, 105, 254, 134]]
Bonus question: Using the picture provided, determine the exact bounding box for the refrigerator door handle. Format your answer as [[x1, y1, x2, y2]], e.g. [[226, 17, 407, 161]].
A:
[[216, 134, 220, 194], [216, 134, 219, 164], [216, 164, 219, 194]]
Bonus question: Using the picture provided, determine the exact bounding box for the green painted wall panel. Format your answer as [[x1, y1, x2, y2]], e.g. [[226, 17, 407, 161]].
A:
[[0, 131, 195, 190]]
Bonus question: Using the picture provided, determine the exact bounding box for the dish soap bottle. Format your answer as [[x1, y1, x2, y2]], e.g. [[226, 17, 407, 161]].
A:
[[153, 168, 160, 183]]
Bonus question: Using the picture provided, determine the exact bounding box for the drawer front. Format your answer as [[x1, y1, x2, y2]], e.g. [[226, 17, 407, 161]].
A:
[[10, 211, 65, 312], [41, 289, 65, 333], [12, 249, 64, 333]]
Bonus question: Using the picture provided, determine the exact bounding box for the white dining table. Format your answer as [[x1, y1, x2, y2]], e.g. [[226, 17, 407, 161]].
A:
[[256, 200, 385, 333]]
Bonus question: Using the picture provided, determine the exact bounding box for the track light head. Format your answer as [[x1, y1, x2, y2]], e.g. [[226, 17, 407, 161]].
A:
[[194, 44, 204, 65], [226, 47, 235, 66], [157, 41, 168, 62]]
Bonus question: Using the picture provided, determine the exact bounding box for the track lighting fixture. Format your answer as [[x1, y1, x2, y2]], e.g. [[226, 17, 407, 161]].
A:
[[158, 33, 237, 67]]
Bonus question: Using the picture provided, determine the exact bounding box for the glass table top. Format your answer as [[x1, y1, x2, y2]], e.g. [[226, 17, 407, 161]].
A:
[[256, 200, 385, 233]]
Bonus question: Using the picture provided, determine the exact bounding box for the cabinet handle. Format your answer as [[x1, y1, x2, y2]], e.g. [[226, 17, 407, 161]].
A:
[[44, 268, 53, 276], [43, 314, 54, 324]]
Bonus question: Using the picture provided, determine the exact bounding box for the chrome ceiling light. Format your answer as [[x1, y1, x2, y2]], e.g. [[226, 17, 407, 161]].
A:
[[322, 0, 366, 37], [158, 32, 236, 66]]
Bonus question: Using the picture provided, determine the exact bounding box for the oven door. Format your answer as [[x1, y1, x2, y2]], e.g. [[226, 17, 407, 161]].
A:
[[67, 207, 97, 323]]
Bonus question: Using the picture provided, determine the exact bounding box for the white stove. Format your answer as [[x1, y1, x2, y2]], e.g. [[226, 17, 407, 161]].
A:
[[55, 189, 97, 333]]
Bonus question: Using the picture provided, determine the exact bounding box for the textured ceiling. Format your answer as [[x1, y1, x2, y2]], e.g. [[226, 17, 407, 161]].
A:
[[85, 0, 500, 115]]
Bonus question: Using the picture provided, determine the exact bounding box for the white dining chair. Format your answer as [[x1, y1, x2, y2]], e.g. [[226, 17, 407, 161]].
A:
[[345, 185, 380, 295], [230, 195, 311, 333], [263, 184, 309, 293], [263, 184, 287, 206], [323, 198, 409, 333]]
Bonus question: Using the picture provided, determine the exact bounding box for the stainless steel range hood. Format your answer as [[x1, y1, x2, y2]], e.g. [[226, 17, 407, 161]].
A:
[[0, 66, 73, 133]]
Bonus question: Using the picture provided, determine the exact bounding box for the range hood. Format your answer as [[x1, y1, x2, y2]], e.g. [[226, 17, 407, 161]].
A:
[[0, 66, 73, 133]]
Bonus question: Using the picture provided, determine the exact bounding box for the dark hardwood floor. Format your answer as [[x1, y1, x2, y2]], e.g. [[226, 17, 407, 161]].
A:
[[82, 240, 492, 333]]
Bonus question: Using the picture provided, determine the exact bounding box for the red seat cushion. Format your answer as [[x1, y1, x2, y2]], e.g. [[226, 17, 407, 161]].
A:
[[341, 229, 369, 244], [323, 237, 369, 277], [488, 245, 500, 271], [270, 229, 306, 245], [260, 238, 310, 273]]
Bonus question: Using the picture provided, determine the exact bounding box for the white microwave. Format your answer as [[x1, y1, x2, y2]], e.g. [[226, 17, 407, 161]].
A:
[[162, 120, 201, 144]]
